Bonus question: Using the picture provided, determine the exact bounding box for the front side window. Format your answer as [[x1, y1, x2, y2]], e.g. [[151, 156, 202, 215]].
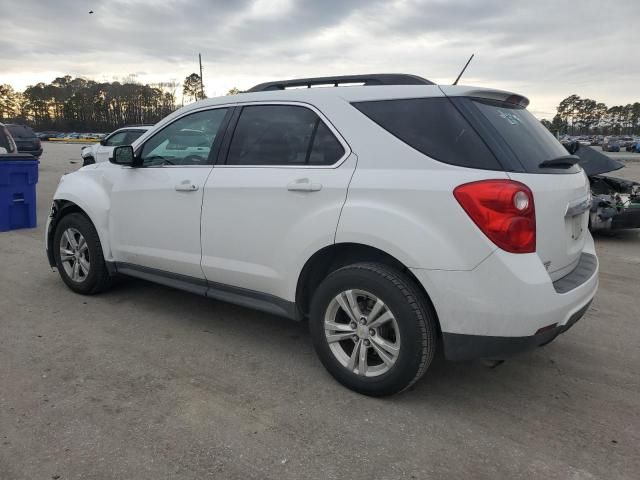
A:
[[140, 108, 228, 166], [226, 105, 345, 166]]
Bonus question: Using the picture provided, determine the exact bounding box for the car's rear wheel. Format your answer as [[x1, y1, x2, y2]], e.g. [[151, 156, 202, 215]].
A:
[[53, 213, 112, 294], [309, 262, 437, 396]]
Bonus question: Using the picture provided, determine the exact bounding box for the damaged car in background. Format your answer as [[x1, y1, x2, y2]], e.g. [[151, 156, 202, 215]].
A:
[[564, 142, 640, 231]]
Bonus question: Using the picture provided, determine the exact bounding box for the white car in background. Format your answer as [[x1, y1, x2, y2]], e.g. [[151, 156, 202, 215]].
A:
[[81, 125, 152, 166]]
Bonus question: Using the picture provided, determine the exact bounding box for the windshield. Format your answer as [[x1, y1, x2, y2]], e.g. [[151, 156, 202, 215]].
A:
[[471, 99, 571, 173]]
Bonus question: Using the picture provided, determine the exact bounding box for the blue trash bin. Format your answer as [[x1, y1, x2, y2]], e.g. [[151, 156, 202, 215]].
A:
[[0, 154, 39, 232]]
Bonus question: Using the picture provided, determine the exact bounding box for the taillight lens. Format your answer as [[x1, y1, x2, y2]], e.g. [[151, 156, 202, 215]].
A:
[[454, 180, 536, 253]]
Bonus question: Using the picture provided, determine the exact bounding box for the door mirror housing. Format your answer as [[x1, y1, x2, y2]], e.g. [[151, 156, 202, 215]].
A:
[[111, 145, 135, 166], [0, 147, 7, 154], [99, 139, 108, 146]]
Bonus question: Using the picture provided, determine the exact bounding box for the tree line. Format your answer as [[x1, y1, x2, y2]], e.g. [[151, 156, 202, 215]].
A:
[[2, 75, 638, 136], [0, 73, 217, 132], [541, 94, 640, 136]]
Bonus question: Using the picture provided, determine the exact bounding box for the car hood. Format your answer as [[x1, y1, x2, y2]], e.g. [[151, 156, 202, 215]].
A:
[[574, 145, 625, 176]]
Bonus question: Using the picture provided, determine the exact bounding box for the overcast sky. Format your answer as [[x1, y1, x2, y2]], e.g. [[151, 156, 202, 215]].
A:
[[1, 0, 638, 118]]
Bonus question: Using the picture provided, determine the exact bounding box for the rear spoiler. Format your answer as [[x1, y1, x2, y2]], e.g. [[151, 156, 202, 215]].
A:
[[438, 86, 530, 108]]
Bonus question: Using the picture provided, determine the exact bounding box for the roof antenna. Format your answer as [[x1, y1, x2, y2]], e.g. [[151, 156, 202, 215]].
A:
[[453, 54, 474, 85]]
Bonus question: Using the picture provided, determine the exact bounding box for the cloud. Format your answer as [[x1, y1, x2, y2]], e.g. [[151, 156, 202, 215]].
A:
[[0, 0, 638, 116]]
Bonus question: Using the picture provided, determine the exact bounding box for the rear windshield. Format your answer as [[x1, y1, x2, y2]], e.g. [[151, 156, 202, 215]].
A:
[[470, 99, 570, 172], [7, 125, 35, 139], [352, 97, 502, 170]]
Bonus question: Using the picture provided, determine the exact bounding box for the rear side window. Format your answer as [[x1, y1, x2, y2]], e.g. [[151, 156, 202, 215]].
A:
[[352, 98, 501, 170], [470, 99, 569, 173], [124, 130, 145, 144], [104, 131, 129, 146], [226, 105, 345, 166]]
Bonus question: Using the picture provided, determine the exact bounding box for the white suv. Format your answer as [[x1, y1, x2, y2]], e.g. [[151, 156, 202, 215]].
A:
[[46, 74, 598, 396]]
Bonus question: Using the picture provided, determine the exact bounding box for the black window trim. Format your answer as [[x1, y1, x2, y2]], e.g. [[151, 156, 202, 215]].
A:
[[217, 101, 351, 169], [132, 105, 235, 168]]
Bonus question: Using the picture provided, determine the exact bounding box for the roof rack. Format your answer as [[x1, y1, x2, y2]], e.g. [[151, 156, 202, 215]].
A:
[[247, 73, 434, 92]]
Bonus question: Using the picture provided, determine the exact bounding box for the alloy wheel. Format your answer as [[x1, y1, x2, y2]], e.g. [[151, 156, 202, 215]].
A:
[[59, 227, 90, 282], [324, 289, 401, 377]]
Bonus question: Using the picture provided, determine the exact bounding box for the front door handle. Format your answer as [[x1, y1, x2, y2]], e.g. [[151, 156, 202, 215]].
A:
[[175, 180, 199, 192], [287, 178, 322, 192]]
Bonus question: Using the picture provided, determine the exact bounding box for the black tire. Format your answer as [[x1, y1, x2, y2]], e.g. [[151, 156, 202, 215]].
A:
[[309, 262, 437, 396], [53, 212, 112, 295], [83, 156, 95, 166]]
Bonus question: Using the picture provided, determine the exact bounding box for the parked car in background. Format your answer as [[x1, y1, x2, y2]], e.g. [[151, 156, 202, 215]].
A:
[[6, 124, 43, 158], [0, 122, 17, 154], [37, 131, 60, 141], [602, 137, 621, 152], [80, 125, 152, 165], [625, 140, 640, 153], [47, 73, 599, 396], [619, 137, 634, 148]]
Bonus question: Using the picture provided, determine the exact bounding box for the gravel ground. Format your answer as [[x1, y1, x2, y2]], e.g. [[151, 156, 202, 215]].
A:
[[0, 143, 639, 480]]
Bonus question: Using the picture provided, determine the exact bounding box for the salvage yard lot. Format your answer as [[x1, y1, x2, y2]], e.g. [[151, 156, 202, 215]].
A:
[[1, 143, 639, 479]]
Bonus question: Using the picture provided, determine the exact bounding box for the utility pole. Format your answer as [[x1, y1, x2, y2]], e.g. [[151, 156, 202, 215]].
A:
[[198, 53, 204, 99]]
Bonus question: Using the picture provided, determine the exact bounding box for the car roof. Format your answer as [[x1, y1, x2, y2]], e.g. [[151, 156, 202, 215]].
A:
[[178, 84, 524, 112]]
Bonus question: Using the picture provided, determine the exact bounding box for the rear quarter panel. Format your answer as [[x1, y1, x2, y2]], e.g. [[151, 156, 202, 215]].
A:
[[329, 94, 507, 271]]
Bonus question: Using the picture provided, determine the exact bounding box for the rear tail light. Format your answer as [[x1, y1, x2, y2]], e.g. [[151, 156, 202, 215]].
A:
[[454, 179, 536, 253]]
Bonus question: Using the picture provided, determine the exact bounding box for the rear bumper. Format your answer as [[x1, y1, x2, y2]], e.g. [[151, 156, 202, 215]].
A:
[[411, 235, 598, 361], [441, 300, 591, 361]]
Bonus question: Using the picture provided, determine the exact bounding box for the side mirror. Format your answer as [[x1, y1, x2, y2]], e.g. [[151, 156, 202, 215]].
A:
[[111, 145, 135, 166], [0, 147, 7, 154], [99, 139, 107, 146]]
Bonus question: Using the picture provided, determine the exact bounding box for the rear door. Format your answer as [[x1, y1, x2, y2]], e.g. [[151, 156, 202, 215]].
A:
[[200, 103, 355, 300]]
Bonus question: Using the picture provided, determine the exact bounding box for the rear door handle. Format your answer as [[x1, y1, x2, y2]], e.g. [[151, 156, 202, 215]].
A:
[[287, 178, 322, 192], [175, 180, 199, 192]]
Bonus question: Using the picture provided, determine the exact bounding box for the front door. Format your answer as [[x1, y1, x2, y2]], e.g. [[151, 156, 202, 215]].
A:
[[107, 107, 230, 279]]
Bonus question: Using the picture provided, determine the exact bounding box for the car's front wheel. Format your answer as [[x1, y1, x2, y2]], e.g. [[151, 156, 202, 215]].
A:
[[309, 262, 437, 396], [53, 213, 112, 294]]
